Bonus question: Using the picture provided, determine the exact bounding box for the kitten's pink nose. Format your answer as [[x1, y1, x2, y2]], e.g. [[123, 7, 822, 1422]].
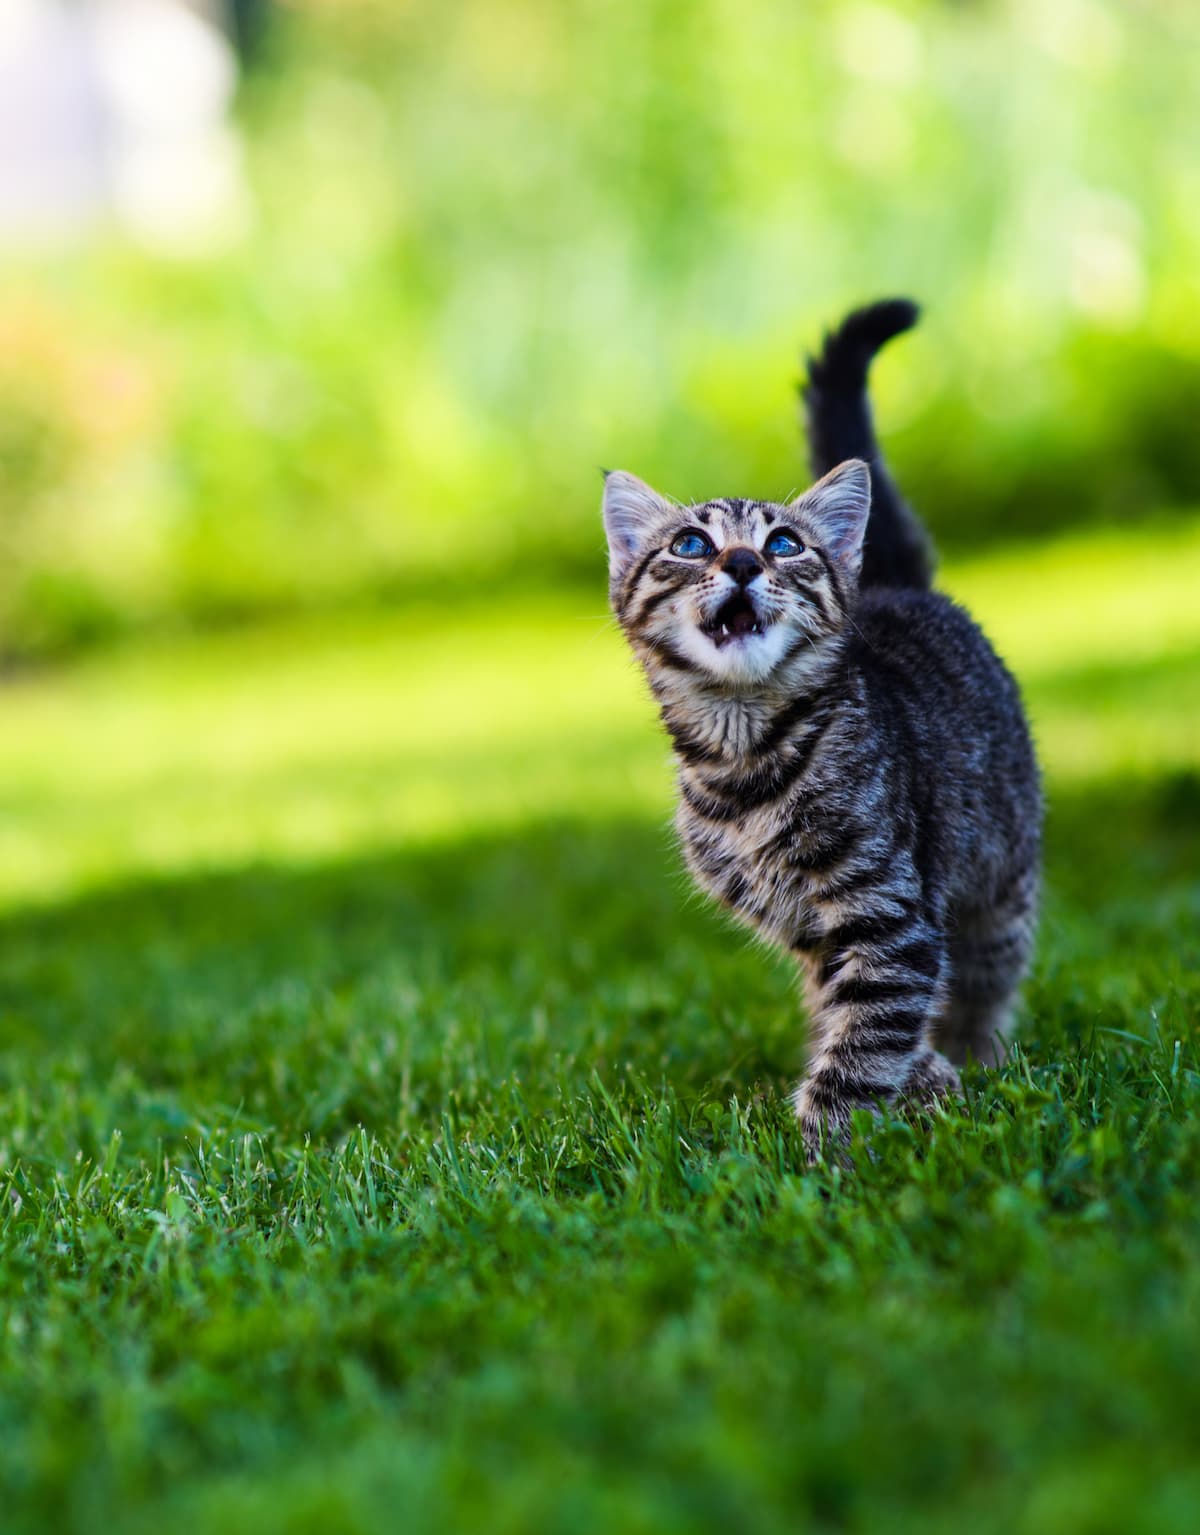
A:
[[720, 547, 764, 585]]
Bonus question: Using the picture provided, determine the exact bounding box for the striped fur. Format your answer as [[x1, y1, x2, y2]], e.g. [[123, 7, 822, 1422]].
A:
[[602, 300, 1042, 1161]]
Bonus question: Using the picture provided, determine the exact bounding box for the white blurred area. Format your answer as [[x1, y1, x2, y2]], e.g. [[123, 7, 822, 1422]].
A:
[[0, 0, 249, 251]]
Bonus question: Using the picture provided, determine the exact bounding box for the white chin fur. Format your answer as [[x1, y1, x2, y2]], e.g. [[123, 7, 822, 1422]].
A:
[[676, 621, 794, 684]]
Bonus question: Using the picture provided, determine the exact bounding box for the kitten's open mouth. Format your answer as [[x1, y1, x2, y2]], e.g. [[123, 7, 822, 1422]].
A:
[[701, 593, 765, 649]]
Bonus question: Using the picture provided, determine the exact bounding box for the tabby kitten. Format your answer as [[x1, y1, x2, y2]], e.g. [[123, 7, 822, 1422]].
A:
[[602, 299, 1041, 1159]]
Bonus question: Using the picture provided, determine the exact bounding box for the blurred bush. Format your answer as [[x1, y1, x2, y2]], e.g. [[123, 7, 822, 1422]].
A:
[[3, 0, 1200, 659]]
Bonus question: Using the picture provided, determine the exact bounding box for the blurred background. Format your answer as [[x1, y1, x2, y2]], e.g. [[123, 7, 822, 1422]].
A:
[[2, 0, 1200, 911], [3, 0, 1200, 661]]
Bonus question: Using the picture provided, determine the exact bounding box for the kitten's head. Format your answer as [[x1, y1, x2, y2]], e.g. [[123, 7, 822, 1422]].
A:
[[602, 460, 871, 691]]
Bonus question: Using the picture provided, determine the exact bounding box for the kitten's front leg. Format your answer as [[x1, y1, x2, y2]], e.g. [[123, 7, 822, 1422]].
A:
[[793, 916, 960, 1162]]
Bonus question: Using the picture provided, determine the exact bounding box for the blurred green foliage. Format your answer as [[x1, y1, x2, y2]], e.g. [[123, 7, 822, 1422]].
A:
[[4, 0, 1200, 658]]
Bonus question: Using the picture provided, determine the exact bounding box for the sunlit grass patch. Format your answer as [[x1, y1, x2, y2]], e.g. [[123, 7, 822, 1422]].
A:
[[1, 514, 1198, 906], [946, 514, 1200, 784], [945, 513, 1200, 678]]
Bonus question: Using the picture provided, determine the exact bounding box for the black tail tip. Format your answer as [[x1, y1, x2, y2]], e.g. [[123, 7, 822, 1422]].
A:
[[845, 296, 921, 345], [805, 296, 921, 392]]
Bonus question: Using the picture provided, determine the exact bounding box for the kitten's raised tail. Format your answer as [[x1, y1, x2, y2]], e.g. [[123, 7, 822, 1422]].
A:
[[802, 298, 933, 590]]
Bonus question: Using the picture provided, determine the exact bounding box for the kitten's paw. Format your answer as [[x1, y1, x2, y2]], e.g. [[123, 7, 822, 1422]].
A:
[[903, 1048, 962, 1108], [794, 1052, 959, 1165], [793, 1075, 884, 1165]]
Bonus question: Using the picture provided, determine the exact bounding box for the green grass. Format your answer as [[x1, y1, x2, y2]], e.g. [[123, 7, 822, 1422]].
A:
[[2, 519, 1200, 1533]]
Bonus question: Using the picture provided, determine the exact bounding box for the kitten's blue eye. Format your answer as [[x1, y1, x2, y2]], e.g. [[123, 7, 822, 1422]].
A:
[[764, 529, 804, 557], [670, 530, 714, 558]]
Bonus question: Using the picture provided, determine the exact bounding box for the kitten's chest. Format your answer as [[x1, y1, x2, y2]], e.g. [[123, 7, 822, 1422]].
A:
[[676, 791, 814, 945]]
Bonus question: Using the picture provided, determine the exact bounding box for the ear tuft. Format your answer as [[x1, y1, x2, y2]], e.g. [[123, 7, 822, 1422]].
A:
[[602, 471, 669, 585], [794, 459, 871, 570]]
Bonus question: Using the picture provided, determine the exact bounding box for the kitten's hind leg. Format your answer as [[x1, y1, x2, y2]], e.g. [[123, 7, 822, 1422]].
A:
[[938, 888, 1037, 1067], [794, 911, 959, 1160]]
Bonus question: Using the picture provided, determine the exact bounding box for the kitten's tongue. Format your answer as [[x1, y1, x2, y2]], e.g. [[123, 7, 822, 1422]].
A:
[[726, 607, 757, 637], [707, 593, 762, 647]]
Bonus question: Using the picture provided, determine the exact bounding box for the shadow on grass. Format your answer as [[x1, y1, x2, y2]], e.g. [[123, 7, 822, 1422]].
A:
[[1, 772, 1197, 1159]]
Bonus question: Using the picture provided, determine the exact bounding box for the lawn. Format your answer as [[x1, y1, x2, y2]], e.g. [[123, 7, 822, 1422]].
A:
[[2, 518, 1200, 1534]]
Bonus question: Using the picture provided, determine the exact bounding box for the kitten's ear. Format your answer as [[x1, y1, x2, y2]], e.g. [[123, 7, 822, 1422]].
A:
[[602, 470, 670, 584], [793, 459, 872, 571]]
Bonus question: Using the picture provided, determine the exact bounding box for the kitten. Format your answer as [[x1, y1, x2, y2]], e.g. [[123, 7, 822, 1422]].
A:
[[602, 299, 1041, 1160]]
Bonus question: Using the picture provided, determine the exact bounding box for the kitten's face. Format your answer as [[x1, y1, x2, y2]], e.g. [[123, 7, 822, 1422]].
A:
[[603, 460, 871, 690]]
